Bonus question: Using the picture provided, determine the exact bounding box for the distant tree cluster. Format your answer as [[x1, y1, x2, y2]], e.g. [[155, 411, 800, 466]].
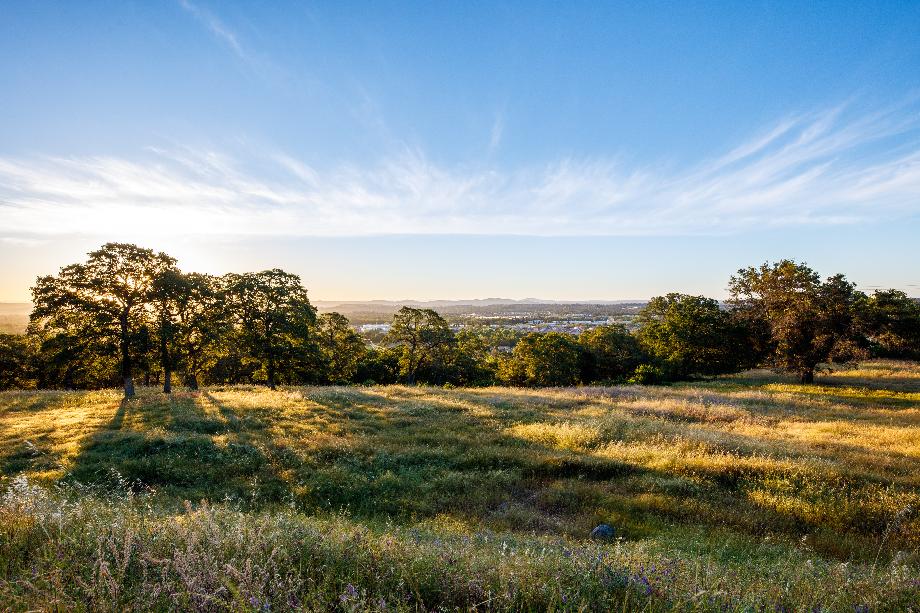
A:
[[1, 246, 919, 394]]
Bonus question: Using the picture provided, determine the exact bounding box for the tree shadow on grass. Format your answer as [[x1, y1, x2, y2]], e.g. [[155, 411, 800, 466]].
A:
[[39, 383, 916, 562], [297, 385, 917, 561], [65, 392, 273, 505]]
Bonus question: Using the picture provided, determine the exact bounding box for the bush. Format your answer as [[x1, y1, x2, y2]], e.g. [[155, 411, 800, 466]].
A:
[[636, 293, 752, 380], [578, 325, 646, 383], [628, 364, 666, 385], [499, 332, 582, 387]]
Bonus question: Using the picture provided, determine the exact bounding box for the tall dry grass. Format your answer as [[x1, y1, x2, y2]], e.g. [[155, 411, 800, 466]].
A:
[[1, 360, 919, 609]]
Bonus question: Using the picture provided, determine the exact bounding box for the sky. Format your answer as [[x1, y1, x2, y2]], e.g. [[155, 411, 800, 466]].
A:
[[1, 1, 919, 301]]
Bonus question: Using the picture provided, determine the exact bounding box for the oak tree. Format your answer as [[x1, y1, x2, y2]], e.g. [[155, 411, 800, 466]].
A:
[[578, 324, 645, 383], [384, 307, 454, 384], [225, 269, 317, 389], [500, 332, 582, 387], [316, 312, 366, 384], [636, 293, 750, 380], [728, 261, 867, 383], [30, 243, 176, 397]]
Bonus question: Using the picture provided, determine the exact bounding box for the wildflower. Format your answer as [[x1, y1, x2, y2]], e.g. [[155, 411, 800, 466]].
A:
[[340, 583, 359, 603]]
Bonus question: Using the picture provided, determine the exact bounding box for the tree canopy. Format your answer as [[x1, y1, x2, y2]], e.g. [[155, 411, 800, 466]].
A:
[[384, 307, 455, 384], [316, 312, 366, 384], [728, 261, 868, 383], [6, 246, 918, 392], [500, 332, 582, 387], [30, 243, 176, 397], [636, 293, 752, 380], [225, 270, 318, 389], [862, 290, 920, 360], [579, 324, 646, 383]]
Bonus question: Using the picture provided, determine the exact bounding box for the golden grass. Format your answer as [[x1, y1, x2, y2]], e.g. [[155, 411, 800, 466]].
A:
[[1, 361, 920, 609]]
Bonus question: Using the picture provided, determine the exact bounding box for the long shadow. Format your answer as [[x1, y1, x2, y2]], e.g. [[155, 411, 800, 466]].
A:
[[294, 385, 918, 560], [109, 396, 128, 430], [65, 391, 271, 505], [192, 392, 301, 503], [816, 376, 920, 393], [30, 382, 915, 562], [706, 363, 920, 393], [65, 396, 140, 484], [443, 385, 920, 480]]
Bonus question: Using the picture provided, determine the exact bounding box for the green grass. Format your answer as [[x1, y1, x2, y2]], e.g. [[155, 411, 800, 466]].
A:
[[1, 360, 920, 610]]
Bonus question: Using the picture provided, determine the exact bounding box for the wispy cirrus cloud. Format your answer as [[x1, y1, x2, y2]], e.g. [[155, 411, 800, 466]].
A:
[[1, 102, 919, 239], [488, 111, 505, 155], [178, 0, 251, 64]]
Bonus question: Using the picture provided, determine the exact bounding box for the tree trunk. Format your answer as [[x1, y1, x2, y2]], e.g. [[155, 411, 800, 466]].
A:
[[800, 369, 814, 384], [160, 315, 172, 394], [187, 373, 199, 391], [124, 376, 135, 397], [120, 309, 134, 398], [267, 350, 276, 390]]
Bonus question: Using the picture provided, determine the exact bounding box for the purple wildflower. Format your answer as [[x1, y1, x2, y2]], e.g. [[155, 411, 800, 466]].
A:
[[339, 583, 359, 603]]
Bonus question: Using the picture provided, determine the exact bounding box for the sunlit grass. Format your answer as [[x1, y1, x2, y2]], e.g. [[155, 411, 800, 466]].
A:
[[1, 360, 920, 609]]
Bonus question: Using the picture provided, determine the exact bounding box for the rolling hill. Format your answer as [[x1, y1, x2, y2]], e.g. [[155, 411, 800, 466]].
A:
[[1, 362, 919, 609]]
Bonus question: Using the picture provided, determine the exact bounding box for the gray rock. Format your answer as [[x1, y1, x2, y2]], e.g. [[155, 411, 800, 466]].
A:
[[590, 524, 615, 540]]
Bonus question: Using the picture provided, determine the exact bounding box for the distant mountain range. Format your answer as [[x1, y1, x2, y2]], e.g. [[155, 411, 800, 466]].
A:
[[313, 298, 646, 309], [0, 303, 30, 334], [1, 299, 649, 315], [0, 302, 31, 315]]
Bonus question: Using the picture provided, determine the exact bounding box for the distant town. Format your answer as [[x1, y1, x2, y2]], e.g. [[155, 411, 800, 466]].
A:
[[0, 299, 646, 338], [313, 300, 646, 340]]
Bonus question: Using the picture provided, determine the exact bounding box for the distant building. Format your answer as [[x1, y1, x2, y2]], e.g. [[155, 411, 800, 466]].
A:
[[359, 323, 391, 333]]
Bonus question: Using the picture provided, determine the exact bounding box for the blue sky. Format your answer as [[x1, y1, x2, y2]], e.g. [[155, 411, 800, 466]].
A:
[[1, 1, 919, 300]]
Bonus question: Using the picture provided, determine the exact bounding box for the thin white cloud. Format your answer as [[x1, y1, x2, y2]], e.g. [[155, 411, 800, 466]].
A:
[[488, 112, 504, 154], [0, 236, 48, 247], [1, 102, 919, 239], [178, 0, 250, 63]]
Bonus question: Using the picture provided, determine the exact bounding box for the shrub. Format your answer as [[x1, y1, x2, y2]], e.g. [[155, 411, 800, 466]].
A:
[[629, 364, 666, 384]]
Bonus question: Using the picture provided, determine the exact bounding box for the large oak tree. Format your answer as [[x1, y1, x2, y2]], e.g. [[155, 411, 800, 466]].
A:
[[862, 289, 920, 360], [728, 260, 867, 383], [500, 331, 582, 387], [385, 307, 454, 384], [30, 243, 176, 397], [151, 271, 228, 392], [578, 324, 645, 383], [316, 312, 366, 384], [225, 269, 317, 389]]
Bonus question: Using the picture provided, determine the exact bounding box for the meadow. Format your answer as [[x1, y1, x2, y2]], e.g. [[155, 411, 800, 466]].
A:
[[1, 360, 919, 610]]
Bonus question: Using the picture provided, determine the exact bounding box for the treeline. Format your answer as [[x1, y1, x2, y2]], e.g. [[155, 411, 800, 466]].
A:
[[1, 244, 919, 395]]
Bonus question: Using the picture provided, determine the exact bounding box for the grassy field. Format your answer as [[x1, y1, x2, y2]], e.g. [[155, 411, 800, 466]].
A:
[[1, 361, 920, 610]]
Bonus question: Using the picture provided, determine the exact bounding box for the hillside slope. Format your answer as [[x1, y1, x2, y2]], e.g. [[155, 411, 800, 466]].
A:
[[1, 361, 919, 609]]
